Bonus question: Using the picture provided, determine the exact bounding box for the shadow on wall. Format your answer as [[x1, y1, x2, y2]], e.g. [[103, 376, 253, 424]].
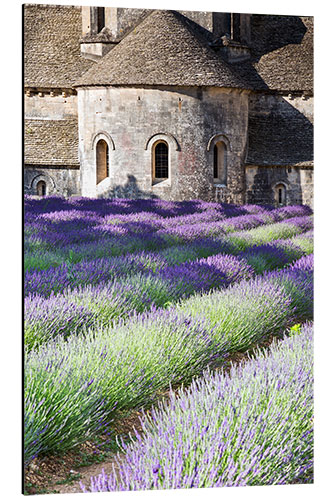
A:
[[250, 15, 308, 62], [246, 167, 303, 206], [99, 174, 159, 200], [247, 97, 313, 165], [246, 94, 313, 205]]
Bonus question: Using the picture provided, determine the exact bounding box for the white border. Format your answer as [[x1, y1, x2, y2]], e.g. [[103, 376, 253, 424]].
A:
[[3, 1, 330, 499]]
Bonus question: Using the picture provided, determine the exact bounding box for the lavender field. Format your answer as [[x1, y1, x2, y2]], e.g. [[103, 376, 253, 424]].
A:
[[24, 196, 314, 492]]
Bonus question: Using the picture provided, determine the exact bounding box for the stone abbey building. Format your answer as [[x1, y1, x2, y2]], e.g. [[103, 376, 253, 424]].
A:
[[24, 4, 314, 206]]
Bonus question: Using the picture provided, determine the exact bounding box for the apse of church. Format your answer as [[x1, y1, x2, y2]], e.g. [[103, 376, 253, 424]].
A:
[[24, 5, 313, 207]]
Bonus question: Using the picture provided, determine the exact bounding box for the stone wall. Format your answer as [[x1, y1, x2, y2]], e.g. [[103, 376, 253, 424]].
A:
[[245, 92, 313, 207], [24, 91, 77, 120], [245, 165, 313, 207], [179, 10, 214, 32], [77, 85, 249, 202], [24, 166, 80, 197], [24, 89, 80, 196]]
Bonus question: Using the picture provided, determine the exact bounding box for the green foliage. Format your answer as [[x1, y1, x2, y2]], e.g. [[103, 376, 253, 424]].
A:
[[289, 323, 302, 336]]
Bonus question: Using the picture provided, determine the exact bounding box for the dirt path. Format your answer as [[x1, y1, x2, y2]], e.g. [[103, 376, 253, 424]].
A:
[[49, 457, 122, 494]]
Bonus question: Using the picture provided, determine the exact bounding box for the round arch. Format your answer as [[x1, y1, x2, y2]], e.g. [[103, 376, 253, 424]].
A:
[[207, 133, 231, 152], [145, 133, 181, 152], [273, 181, 289, 206], [145, 133, 180, 186], [96, 138, 109, 185], [207, 134, 230, 186], [91, 131, 115, 151], [30, 173, 56, 194]]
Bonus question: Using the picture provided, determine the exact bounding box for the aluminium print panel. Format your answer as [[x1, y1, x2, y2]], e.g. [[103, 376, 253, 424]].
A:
[[23, 2, 313, 496]]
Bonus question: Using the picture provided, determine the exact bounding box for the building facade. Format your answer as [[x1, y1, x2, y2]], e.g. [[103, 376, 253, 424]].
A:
[[24, 4, 314, 206]]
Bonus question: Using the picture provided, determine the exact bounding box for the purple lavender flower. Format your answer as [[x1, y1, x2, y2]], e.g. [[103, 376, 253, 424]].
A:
[[84, 323, 313, 491]]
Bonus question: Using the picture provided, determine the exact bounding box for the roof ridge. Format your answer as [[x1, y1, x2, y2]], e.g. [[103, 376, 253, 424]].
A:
[[74, 9, 251, 89]]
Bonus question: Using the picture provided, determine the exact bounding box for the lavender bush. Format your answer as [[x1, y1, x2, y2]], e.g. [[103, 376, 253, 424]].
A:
[[265, 254, 314, 321], [25, 254, 313, 462], [177, 276, 295, 352], [24, 197, 314, 475], [83, 322, 313, 491], [24, 254, 254, 350], [225, 215, 313, 251], [24, 309, 227, 463]]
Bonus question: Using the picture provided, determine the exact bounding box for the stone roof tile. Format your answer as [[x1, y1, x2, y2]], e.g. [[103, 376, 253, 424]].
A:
[[25, 119, 79, 166], [24, 4, 93, 88], [250, 15, 313, 92], [74, 10, 251, 89]]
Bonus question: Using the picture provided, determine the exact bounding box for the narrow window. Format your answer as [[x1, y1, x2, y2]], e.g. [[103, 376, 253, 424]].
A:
[[231, 13, 241, 41], [90, 6, 105, 35], [36, 180, 46, 196], [154, 141, 169, 180], [275, 183, 287, 206], [223, 13, 231, 35], [278, 187, 283, 204], [213, 145, 218, 179], [213, 141, 227, 184], [96, 139, 109, 184], [97, 7, 105, 33]]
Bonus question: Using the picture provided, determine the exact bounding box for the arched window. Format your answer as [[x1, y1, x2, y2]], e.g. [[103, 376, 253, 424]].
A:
[[274, 183, 287, 206], [96, 139, 109, 184], [153, 141, 169, 182], [36, 180, 46, 196], [213, 141, 227, 184]]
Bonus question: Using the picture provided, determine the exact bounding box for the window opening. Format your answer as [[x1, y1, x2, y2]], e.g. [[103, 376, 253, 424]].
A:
[[96, 139, 109, 184], [231, 13, 241, 41], [213, 145, 218, 179], [213, 141, 226, 184], [106, 144, 109, 177], [36, 180, 46, 196], [154, 142, 168, 179], [278, 188, 283, 204], [97, 7, 105, 33], [275, 184, 287, 206]]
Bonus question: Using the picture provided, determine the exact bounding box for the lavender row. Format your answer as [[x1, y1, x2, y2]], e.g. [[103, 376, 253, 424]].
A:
[[24, 237, 313, 350], [25, 309, 228, 465], [24, 253, 254, 350], [24, 256, 313, 463], [24, 205, 312, 256], [176, 254, 313, 352], [84, 323, 313, 492], [156, 210, 312, 242], [25, 194, 296, 219], [25, 241, 313, 351], [24, 219, 313, 297]]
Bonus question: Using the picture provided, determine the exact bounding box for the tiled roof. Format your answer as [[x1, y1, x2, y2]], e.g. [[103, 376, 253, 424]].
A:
[[74, 10, 250, 89], [24, 119, 79, 166], [250, 15, 313, 92], [24, 4, 93, 88], [246, 104, 313, 166]]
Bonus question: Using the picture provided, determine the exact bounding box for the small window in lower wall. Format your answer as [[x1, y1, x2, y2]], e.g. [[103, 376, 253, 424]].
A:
[[153, 141, 169, 183], [36, 180, 46, 196], [274, 183, 287, 206]]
